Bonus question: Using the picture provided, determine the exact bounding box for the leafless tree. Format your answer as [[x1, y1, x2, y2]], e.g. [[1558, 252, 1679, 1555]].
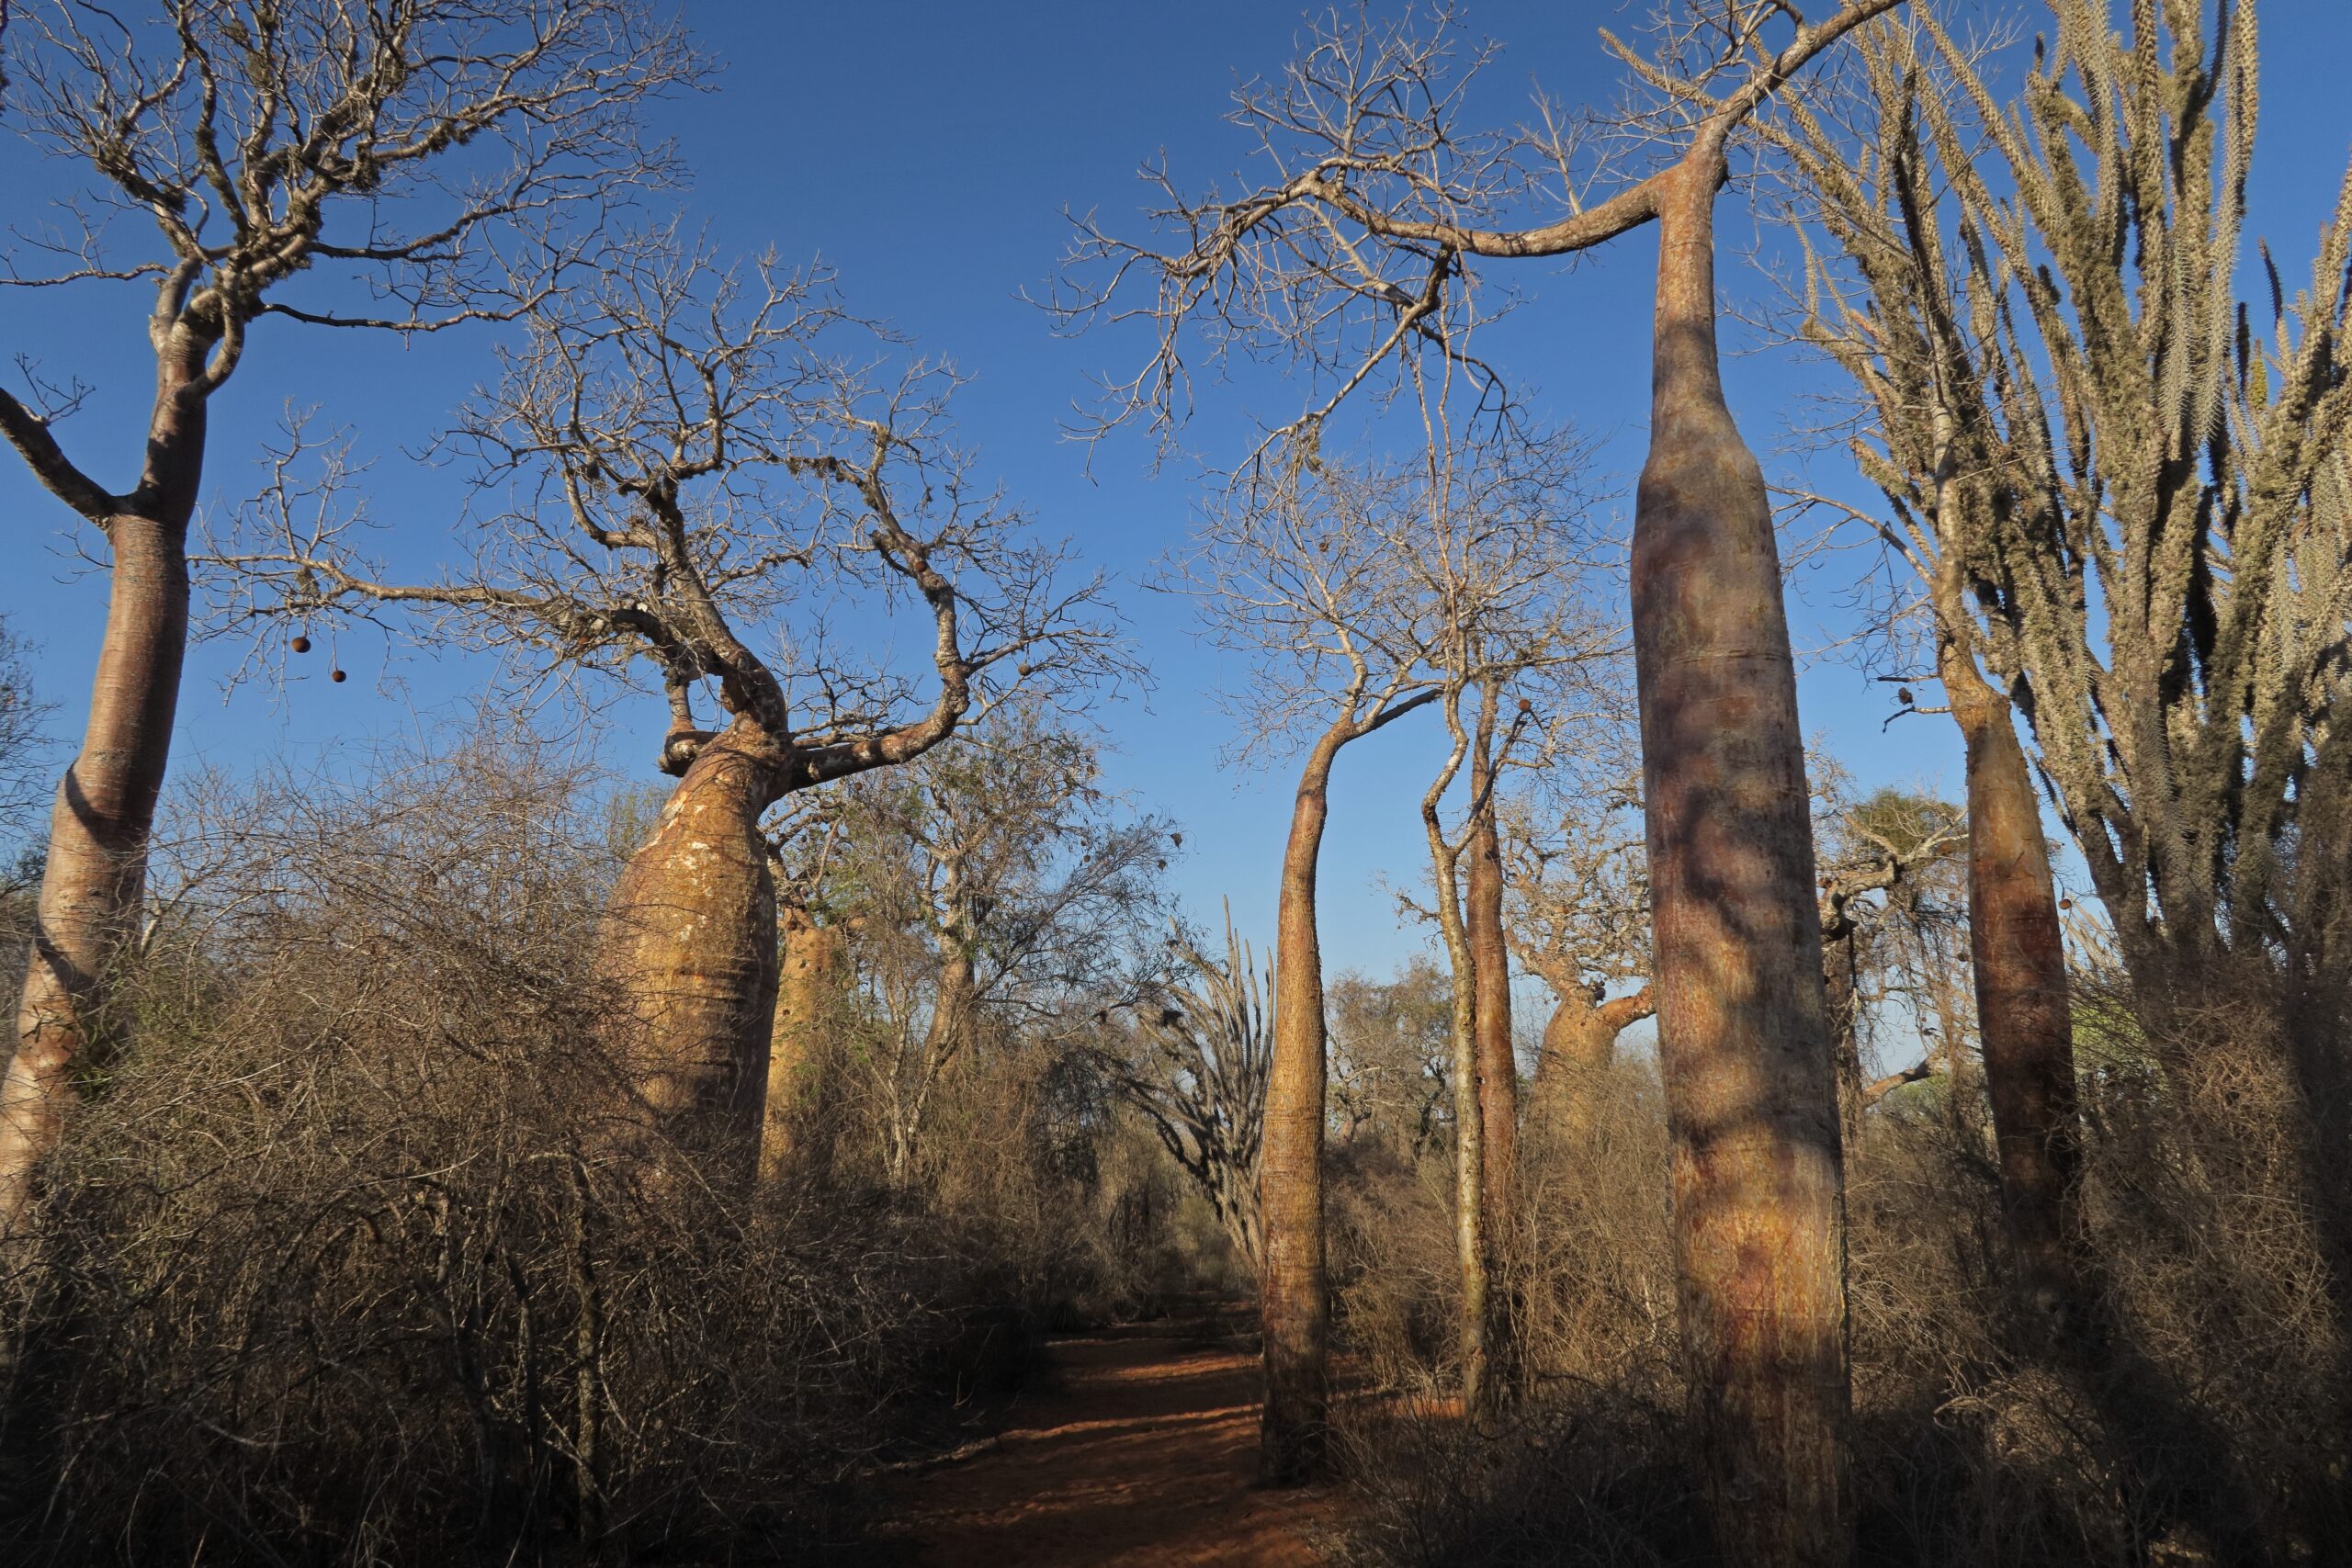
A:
[[202, 235, 1126, 1180], [1063, 3, 1906, 1548], [1328, 959, 1454, 1159], [808, 705, 1170, 1186], [1161, 452, 1443, 1480], [1097, 910, 1272, 1275], [0, 0, 693, 1236], [1500, 777, 1656, 1149], [1773, 0, 2352, 1344]]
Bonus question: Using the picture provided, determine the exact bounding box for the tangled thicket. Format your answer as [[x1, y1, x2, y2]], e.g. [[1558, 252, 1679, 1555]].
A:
[[0, 728, 1219, 1566]]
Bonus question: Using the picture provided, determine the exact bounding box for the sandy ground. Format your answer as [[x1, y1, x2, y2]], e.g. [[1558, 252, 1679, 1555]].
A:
[[881, 1316, 1336, 1567]]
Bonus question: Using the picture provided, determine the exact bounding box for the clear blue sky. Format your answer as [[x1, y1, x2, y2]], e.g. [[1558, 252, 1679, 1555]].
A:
[[4, 0, 2347, 985]]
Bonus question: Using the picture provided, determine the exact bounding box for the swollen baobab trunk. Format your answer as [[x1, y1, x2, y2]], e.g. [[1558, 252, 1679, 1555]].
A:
[[1530, 984, 1654, 1145], [1631, 159, 1850, 1565], [1940, 641, 2084, 1330], [1260, 720, 1348, 1483], [0, 356, 207, 1239], [761, 899, 849, 1181], [598, 728, 786, 1184]]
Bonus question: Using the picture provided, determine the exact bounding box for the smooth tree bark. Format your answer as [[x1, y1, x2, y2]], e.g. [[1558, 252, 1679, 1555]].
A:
[[214, 248, 1116, 1184], [1071, 6, 1906, 1551], [1634, 158, 1849, 1562], [761, 895, 850, 1182], [0, 0, 685, 1240], [1466, 681, 1519, 1217], [1940, 639, 2083, 1329], [1528, 980, 1655, 1145], [1262, 692, 1435, 1482]]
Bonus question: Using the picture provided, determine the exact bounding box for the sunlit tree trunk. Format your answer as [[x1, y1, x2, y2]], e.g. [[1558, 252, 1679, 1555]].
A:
[[1467, 704, 1517, 1213], [1431, 853, 1490, 1416], [1530, 983, 1654, 1146], [1631, 159, 1850, 1566], [1940, 637, 2085, 1333], [760, 899, 849, 1182], [1261, 721, 1346, 1483], [596, 727, 787, 1186], [0, 341, 207, 1239]]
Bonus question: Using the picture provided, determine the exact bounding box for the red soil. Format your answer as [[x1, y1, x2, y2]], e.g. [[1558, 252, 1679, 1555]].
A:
[[883, 1316, 1336, 1567]]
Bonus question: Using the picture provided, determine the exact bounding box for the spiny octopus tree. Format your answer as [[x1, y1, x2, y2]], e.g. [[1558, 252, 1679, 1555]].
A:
[[208, 234, 1123, 1184], [1775, 0, 2352, 1337], [1060, 1, 1905, 1552]]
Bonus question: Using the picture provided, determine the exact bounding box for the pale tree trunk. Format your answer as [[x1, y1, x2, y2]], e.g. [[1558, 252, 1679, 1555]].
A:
[[1630, 160, 1850, 1566], [0, 342, 208, 1239], [595, 728, 786, 1186], [1939, 637, 2086, 1335], [1466, 690, 1518, 1391], [1261, 723, 1345, 1483], [760, 900, 849, 1182], [1529, 983, 1654, 1146], [1431, 856, 1489, 1417], [1467, 708, 1517, 1216]]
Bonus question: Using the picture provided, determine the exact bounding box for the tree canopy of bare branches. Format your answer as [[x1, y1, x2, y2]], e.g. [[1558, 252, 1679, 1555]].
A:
[[0, 0, 695, 1239], [203, 233, 1129, 1176]]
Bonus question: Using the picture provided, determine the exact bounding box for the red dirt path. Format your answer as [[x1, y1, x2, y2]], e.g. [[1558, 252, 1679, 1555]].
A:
[[882, 1317, 1336, 1567]]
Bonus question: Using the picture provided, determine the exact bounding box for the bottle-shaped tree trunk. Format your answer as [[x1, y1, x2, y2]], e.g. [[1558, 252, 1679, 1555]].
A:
[[1529, 983, 1655, 1146], [596, 728, 786, 1187], [1630, 158, 1851, 1566]]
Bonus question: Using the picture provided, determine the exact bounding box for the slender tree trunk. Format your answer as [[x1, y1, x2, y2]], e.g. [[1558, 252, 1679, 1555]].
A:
[[1261, 722, 1348, 1483], [1430, 846, 1490, 1417], [760, 901, 848, 1182], [1939, 639, 2086, 1333], [1630, 159, 1850, 1567], [0, 339, 209, 1239], [596, 727, 786, 1186], [1530, 984, 1654, 1145], [1822, 909, 1866, 1150], [1467, 723, 1517, 1214]]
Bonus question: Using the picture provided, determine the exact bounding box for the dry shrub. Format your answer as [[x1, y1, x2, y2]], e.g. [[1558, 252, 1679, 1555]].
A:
[[0, 729, 985, 1566], [1335, 976, 2352, 1565]]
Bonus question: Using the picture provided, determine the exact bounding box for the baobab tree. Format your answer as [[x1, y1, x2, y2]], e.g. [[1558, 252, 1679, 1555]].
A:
[[206, 239, 1121, 1180], [1776, 0, 2352, 1327], [1162, 455, 1447, 1481], [1499, 785, 1655, 1148], [1064, 2, 1905, 1551], [0, 0, 690, 1236], [1392, 445, 1615, 1411]]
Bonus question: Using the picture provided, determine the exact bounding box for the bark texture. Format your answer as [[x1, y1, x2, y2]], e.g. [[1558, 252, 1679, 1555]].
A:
[[1940, 641, 2085, 1332], [1467, 730, 1518, 1217], [1529, 984, 1654, 1145], [1260, 723, 1345, 1483], [596, 728, 786, 1184], [761, 900, 849, 1182], [0, 344, 207, 1238], [1631, 161, 1850, 1566]]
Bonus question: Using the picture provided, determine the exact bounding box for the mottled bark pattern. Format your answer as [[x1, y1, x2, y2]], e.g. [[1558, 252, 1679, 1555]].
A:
[[760, 902, 848, 1181], [1260, 723, 1346, 1483], [597, 728, 786, 1181], [1467, 743, 1517, 1214], [1942, 642, 2084, 1328], [1631, 161, 1850, 1566], [1530, 985, 1654, 1145]]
